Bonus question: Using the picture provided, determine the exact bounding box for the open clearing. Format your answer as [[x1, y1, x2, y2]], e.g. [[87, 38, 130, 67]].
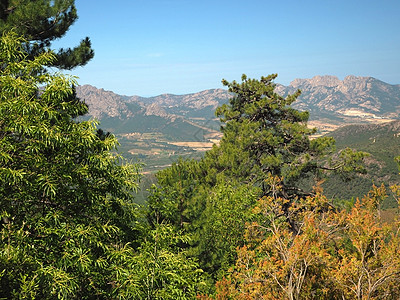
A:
[[168, 141, 216, 151]]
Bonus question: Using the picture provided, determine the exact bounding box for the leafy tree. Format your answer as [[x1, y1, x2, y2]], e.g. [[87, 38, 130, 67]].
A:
[[147, 158, 203, 230], [211, 178, 335, 299], [0, 31, 206, 299], [123, 223, 205, 299], [330, 185, 400, 299], [0, 31, 140, 299], [147, 159, 261, 284], [211, 181, 400, 299], [0, 0, 94, 69], [191, 183, 259, 279]]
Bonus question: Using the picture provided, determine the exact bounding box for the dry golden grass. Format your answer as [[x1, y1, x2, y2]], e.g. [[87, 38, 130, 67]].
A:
[[167, 141, 217, 151]]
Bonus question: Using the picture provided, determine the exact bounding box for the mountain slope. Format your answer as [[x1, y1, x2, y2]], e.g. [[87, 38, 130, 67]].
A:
[[77, 85, 230, 122], [76, 84, 134, 119], [76, 85, 225, 141], [276, 75, 400, 120], [322, 120, 400, 206]]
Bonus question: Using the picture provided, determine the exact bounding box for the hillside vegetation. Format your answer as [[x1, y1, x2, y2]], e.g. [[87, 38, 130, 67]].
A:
[[321, 120, 400, 206], [1, 32, 400, 299], [145, 74, 400, 298]]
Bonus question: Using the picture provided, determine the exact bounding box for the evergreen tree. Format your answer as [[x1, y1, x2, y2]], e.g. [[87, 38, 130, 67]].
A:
[[207, 74, 367, 199], [0, 0, 94, 69]]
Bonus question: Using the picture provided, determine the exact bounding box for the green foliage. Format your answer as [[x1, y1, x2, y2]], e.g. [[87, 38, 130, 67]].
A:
[[207, 74, 367, 198], [147, 160, 260, 292], [0, 31, 143, 299], [0, 31, 208, 299], [192, 183, 260, 278], [124, 223, 206, 299], [147, 158, 203, 229], [0, 32, 208, 299], [0, 0, 94, 69], [147, 74, 370, 294]]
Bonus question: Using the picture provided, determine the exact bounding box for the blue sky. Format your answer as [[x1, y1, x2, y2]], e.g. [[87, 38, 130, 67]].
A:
[[54, 0, 400, 97]]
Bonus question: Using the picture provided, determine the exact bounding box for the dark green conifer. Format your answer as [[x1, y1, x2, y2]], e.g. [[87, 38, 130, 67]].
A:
[[0, 0, 94, 69], [207, 74, 367, 199]]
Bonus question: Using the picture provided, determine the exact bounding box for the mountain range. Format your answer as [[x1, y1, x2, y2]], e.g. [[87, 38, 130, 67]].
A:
[[77, 75, 400, 136], [76, 75, 400, 192], [277, 75, 400, 117]]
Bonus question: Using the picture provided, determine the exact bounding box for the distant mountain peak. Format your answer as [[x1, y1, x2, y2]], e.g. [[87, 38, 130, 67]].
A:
[[275, 75, 400, 118], [290, 75, 341, 87], [77, 75, 400, 128]]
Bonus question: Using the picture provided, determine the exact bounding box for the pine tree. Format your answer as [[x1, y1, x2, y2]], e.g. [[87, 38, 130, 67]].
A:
[[0, 0, 94, 69], [207, 74, 367, 199]]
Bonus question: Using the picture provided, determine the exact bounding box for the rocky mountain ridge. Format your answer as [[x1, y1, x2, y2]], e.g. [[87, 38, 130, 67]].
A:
[[130, 88, 229, 109], [77, 85, 230, 121], [276, 75, 400, 118], [76, 75, 400, 133], [76, 84, 132, 119]]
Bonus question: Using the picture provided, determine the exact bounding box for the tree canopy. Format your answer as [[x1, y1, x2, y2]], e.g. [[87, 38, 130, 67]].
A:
[[209, 181, 400, 300], [0, 30, 136, 298], [146, 74, 369, 293], [0, 31, 208, 299], [1, 28, 398, 298], [0, 0, 94, 69]]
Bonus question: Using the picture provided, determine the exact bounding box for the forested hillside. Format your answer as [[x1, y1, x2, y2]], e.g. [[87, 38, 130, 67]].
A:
[[321, 120, 400, 205], [145, 74, 400, 298], [1, 21, 400, 300]]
